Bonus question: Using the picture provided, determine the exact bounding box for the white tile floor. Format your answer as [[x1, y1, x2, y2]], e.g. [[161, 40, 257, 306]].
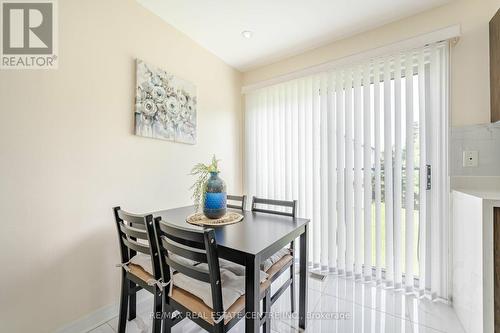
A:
[[89, 274, 466, 333]]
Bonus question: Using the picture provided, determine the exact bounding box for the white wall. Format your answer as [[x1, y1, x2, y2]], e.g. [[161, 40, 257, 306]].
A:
[[1, 0, 499, 331], [0, 0, 242, 332], [451, 123, 500, 176], [243, 0, 500, 127]]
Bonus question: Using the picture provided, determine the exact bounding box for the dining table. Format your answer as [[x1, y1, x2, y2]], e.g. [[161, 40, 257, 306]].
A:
[[153, 205, 310, 333]]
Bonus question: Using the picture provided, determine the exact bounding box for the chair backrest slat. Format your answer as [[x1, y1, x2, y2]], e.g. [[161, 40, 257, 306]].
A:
[[227, 194, 247, 210], [252, 208, 294, 217], [122, 236, 150, 255], [164, 235, 206, 250], [129, 223, 146, 230], [252, 197, 295, 207], [164, 256, 210, 282], [119, 223, 148, 240], [160, 236, 208, 263], [159, 222, 205, 243], [251, 196, 297, 217], [117, 210, 148, 225]]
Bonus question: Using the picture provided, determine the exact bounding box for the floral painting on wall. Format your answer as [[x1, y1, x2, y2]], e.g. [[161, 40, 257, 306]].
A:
[[135, 59, 197, 144]]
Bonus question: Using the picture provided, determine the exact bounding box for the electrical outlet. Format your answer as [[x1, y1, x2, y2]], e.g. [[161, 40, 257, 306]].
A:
[[462, 150, 478, 167]]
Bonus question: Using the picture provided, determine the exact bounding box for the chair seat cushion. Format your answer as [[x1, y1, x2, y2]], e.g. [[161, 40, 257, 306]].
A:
[[218, 259, 268, 282], [129, 254, 271, 317], [265, 254, 294, 279], [262, 248, 291, 271], [129, 253, 196, 276], [170, 276, 270, 324], [130, 254, 268, 282], [125, 263, 268, 324], [173, 263, 269, 312]]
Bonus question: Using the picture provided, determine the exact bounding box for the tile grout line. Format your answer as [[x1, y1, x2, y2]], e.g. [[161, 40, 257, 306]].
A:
[[273, 286, 326, 331], [106, 322, 116, 332]]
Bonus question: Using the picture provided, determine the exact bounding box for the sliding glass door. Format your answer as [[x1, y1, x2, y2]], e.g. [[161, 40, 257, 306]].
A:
[[244, 42, 449, 299]]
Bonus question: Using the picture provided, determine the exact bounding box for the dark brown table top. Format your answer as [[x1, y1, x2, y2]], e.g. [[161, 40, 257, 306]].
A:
[[153, 205, 309, 260]]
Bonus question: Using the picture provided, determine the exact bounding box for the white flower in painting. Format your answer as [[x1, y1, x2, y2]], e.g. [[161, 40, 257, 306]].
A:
[[152, 86, 166, 103], [180, 106, 190, 120], [186, 100, 195, 113], [140, 80, 154, 92], [169, 111, 180, 124], [136, 87, 149, 103], [141, 99, 157, 116], [140, 113, 152, 126], [151, 74, 162, 86], [156, 102, 167, 118], [181, 121, 195, 137], [157, 70, 167, 80], [178, 93, 187, 106], [157, 110, 169, 124], [165, 85, 175, 96], [165, 97, 179, 113]]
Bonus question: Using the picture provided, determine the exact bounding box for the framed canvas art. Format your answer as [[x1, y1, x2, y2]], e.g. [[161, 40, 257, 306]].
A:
[[135, 59, 197, 144]]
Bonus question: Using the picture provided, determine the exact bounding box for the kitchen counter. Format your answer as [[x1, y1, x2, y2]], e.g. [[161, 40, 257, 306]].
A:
[[452, 189, 500, 333]]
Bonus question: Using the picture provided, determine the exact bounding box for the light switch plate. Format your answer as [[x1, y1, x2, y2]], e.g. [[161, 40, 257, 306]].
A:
[[463, 150, 479, 167]]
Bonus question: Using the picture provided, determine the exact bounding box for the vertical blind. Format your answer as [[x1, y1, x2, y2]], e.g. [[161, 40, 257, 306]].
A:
[[244, 41, 450, 299]]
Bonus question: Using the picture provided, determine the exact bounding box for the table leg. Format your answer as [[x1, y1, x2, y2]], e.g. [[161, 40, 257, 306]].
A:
[[245, 254, 260, 333], [299, 224, 309, 329], [263, 289, 271, 333]]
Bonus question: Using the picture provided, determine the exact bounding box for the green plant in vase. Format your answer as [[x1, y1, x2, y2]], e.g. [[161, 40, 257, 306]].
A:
[[190, 155, 227, 218]]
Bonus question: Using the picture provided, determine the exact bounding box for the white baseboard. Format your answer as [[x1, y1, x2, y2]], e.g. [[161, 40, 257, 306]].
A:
[[55, 290, 151, 333]]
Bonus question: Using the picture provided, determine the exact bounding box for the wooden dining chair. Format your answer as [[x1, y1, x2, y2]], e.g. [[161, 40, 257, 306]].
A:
[[113, 207, 163, 333], [149, 217, 272, 333], [226, 194, 247, 210], [251, 196, 298, 313]]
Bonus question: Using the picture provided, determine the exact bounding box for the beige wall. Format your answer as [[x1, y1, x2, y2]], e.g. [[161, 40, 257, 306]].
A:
[[0, 0, 242, 332], [243, 0, 500, 127], [1, 0, 499, 331]]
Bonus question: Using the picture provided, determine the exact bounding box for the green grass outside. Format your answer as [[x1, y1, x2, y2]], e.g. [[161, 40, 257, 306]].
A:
[[364, 203, 420, 275]]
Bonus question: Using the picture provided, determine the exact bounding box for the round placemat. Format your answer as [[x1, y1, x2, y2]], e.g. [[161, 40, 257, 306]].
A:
[[186, 211, 244, 227]]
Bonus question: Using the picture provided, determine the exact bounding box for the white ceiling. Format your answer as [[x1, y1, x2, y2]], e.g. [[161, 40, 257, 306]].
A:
[[138, 0, 453, 71]]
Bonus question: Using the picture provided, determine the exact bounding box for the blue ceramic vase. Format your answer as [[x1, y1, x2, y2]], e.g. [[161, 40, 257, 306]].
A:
[[203, 171, 227, 219]]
